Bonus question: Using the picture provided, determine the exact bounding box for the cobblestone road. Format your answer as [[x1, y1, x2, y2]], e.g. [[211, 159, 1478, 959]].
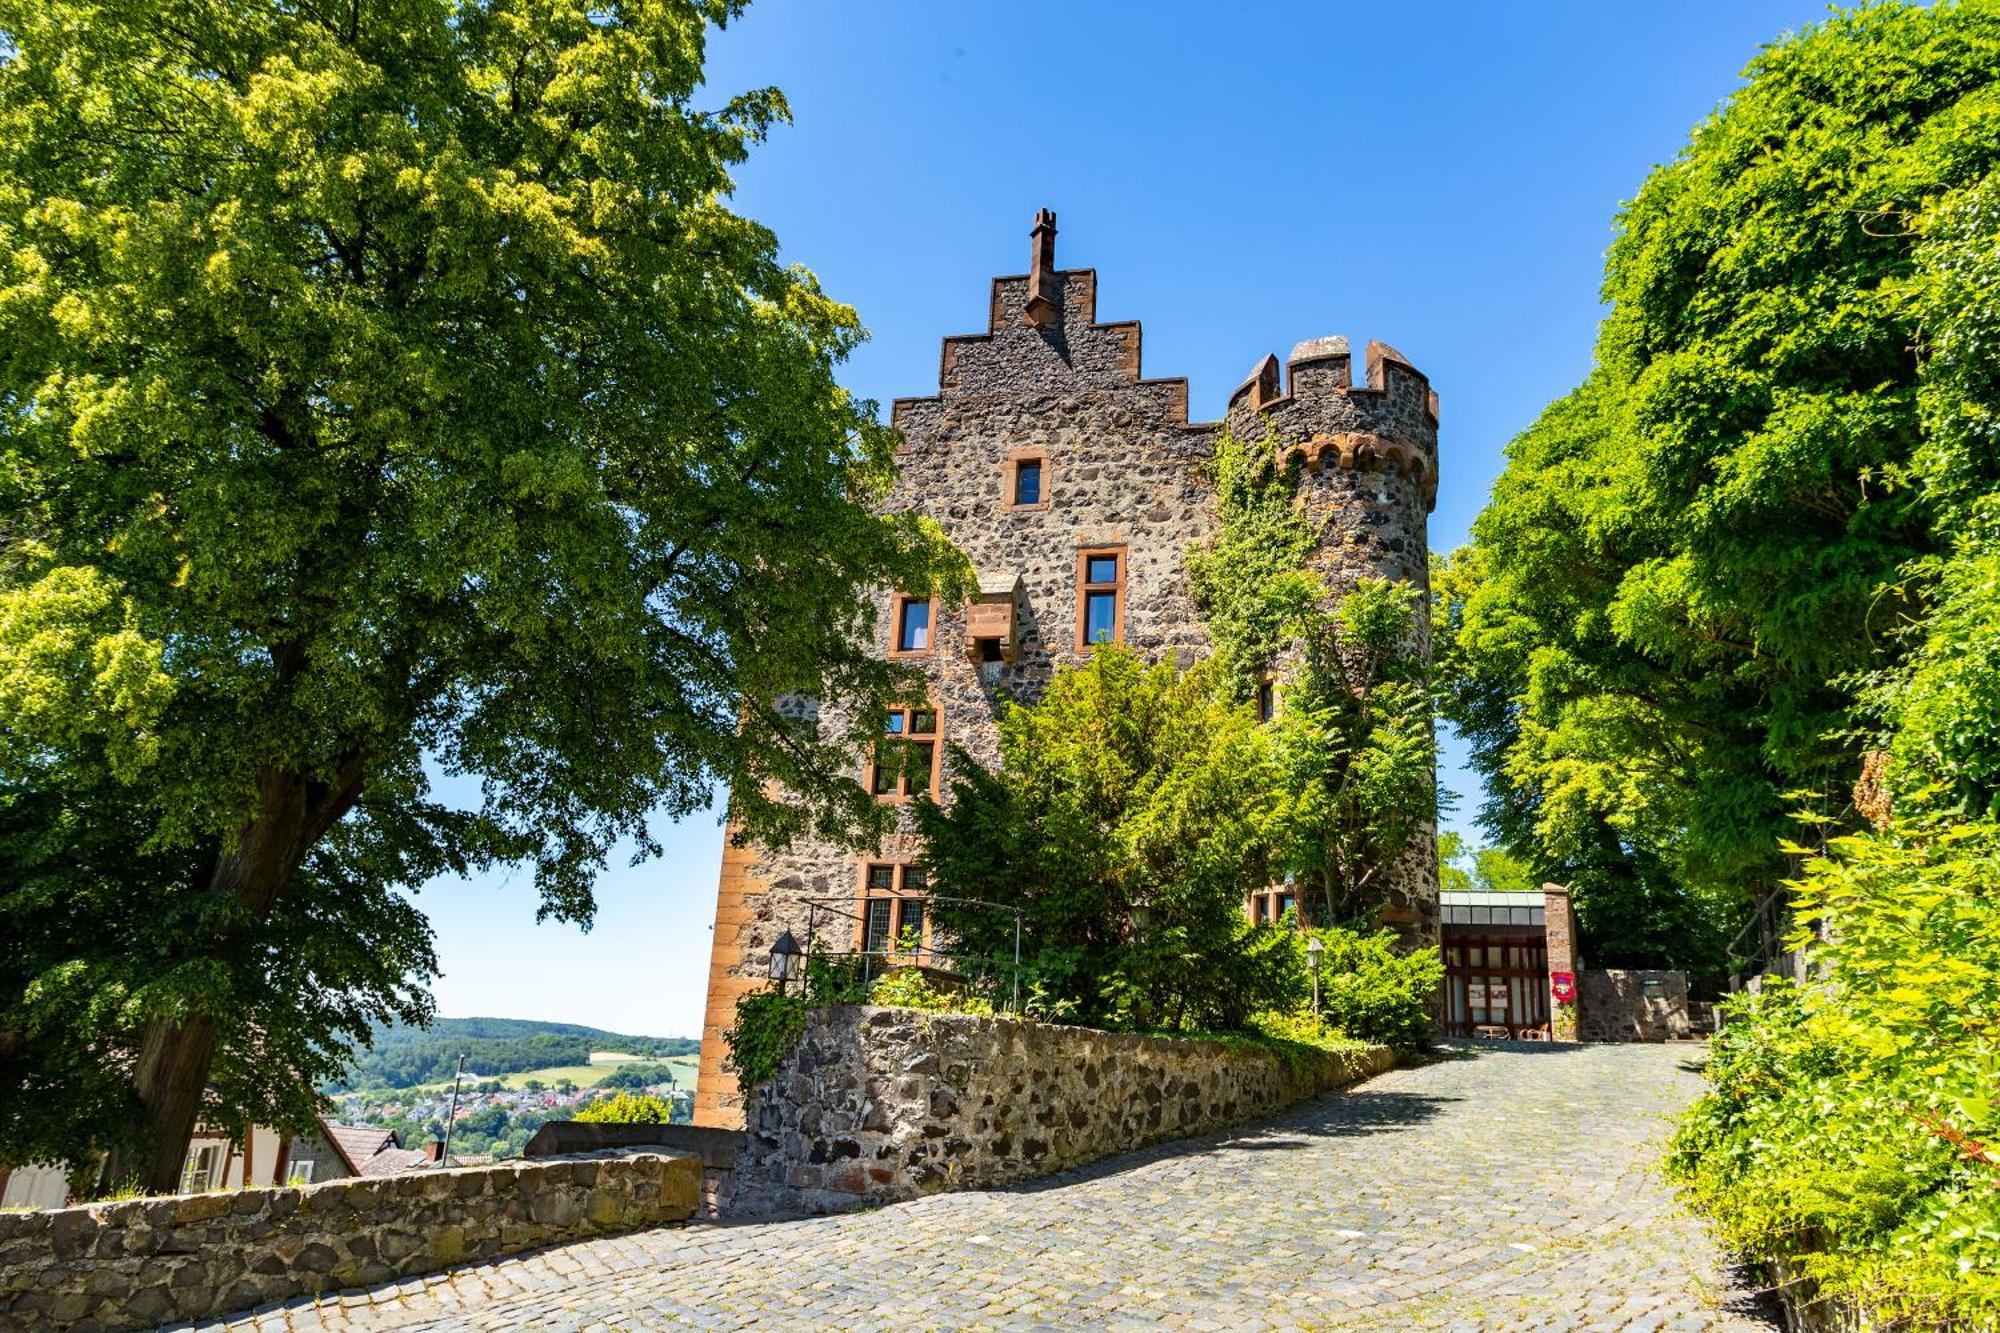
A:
[[212, 1042, 1774, 1331]]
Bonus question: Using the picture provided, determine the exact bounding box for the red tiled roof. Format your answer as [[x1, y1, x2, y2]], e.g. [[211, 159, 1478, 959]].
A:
[[357, 1146, 435, 1177], [320, 1122, 398, 1175]]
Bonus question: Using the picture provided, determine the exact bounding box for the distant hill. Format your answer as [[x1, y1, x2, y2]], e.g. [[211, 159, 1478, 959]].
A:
[[333, 1017, 699, 1090]]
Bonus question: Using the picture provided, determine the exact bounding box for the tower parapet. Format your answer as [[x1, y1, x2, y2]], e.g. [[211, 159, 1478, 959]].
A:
[[1225, 333, 1438, 590]]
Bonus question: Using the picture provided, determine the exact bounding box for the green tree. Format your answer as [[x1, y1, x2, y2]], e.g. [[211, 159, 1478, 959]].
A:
[[1436, 830, 1473, 895], [915, 648, 1291, 1031], [1438, 0, 2000, 980], [0, 0, 963, 1192], [1187, 431, 1436, 928], [573, 1092, 672, 1125], [1469, 847, 1534, 896]]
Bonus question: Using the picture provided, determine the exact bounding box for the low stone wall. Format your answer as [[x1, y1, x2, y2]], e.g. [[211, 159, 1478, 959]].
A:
[[0, 1149, 699, 1331], [1580, 969, 1692, 1042], [523, 1123, 741, 1218], [736, 1007, 1395, 1214]]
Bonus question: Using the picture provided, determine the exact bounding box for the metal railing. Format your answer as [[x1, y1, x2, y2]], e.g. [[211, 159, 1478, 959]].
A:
[[801, 894, 1025, 1013]]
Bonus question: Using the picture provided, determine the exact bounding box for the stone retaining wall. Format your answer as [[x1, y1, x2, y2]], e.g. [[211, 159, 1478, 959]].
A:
[[1580, 969, 1692, 1042], [0, 1148, 699, 1331], [735, 1007, 1395, 1214]]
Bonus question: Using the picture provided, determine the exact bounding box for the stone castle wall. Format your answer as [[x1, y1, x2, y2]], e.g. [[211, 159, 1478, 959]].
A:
[[0, 1150, 699, 1330], [695, 215, 1441, 1127], [732, 1007, 1395, 1215]]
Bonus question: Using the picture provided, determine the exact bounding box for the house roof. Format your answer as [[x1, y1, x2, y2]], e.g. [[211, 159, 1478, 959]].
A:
[[357, 1145, 436, 1177], [320, 1122, 399, 1175]]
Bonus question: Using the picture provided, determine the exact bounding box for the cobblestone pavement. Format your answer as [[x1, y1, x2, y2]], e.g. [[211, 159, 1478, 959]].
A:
[[210, 1042, 1775, 1331]]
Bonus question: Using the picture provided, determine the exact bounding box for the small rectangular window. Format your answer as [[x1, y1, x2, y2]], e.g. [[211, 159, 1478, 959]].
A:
[[181, 1145, 219, 1194], [898, 897, 925, 942], [871, 707, 941, 801], [901, 866, 928, 893], [863, 898, 893, 953], [1084, 592, 1115, 643], [865, 863, 896, 892], [288, 1160, 315, 1185], [1014, 459, 1042, 505], [1257, 680, 1275, 722], [1077, 549, 1124, 648], [895, 598, 931, 653]]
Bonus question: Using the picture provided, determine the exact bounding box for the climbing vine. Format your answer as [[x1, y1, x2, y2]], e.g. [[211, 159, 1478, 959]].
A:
[[1185, 431, 1318, 701], [1187, 431, 1438, 926]]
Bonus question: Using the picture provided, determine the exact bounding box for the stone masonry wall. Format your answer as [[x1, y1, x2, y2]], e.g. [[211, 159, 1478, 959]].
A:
[[734, 1007, 1395, 1215], [1580, 969, 1692, 1042], [694, 213, 1441, 1126], [0, 1149, 699, 1331]]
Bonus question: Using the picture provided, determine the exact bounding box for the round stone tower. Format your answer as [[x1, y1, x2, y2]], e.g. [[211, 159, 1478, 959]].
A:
[[1222, 335, 1440, 942]]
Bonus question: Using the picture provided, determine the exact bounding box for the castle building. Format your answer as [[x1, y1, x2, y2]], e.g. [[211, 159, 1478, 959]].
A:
[[693, 212, 1441, 1128]]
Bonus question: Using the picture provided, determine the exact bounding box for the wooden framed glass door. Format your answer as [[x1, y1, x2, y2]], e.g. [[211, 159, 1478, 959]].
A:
[[1442, 931, 1550, 1037]]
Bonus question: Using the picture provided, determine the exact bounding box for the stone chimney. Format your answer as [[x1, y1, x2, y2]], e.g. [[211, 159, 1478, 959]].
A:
[[427, 1140, 445, 1164], [1023, 208, 1058, 327]]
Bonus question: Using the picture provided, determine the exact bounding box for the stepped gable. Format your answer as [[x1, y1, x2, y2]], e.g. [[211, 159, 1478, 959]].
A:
[[889, 211, 1209, 451]]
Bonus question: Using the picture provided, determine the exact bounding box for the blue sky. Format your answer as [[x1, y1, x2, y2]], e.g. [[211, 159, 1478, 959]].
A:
[[417, 0, 1837, 1037]]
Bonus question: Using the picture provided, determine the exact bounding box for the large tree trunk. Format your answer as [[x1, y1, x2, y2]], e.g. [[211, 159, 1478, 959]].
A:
[[100, 760, 364, 1196]]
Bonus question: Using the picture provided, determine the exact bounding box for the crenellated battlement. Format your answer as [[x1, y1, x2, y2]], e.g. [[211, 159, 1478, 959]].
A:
[[1228, 336, 1438, 428], [1225, 335, 1439, 514]]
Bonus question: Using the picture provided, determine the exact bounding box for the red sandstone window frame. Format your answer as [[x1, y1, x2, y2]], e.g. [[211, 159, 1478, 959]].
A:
[[1004, 449, 1050, 510], [1075, 546, 1125, 650], [1248, 887, 1298, 926], [855, 861, 932, 954], [865, 703, 942, 803], [888, 593, 937, 658]]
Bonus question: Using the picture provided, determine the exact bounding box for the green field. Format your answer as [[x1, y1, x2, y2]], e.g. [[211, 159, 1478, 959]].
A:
[[495, 1052, 698, 1091]]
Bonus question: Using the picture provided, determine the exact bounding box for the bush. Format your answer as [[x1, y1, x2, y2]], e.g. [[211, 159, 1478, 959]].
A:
[[1299, 926, 1442, 1053], [917, 648, 1299, 1031], [1669, 814, 2000, 1326], [572, 1092, 673, 1125], [868, 968, 994, 1015], [722, 991, 806, 1091]]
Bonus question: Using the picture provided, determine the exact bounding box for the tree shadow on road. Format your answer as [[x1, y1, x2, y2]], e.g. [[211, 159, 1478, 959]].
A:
[[1001, 1087, 1457, 1194]]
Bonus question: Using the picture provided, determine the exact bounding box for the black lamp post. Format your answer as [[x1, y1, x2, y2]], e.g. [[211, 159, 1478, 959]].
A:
[[1306, 936, 1325, 1017], [769, 930, 803, 995]]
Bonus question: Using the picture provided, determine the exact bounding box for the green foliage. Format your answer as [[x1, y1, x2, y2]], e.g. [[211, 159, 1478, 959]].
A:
[[722, 991, 805, 1093], [1438, 0, 2000, 982], [332, 1019, 695, 1091], [1670, 812, 2000, 1325], [1268, 580, 1436, 923], [1189, 431, 1437, 925], [1185, 430, 1319, 700], [572, 1093, 673, 1126], [1469, 847, 1535, 895], [1436, 831, 1473, 894], [867, 969, 994, 1016], [1297, 926, 1443, 1054], [916, 647, 1293, 1032], [1460, 7, 2000, 1319], [0, 0, 964, 1183], [595, 1063, 680, 1092]]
